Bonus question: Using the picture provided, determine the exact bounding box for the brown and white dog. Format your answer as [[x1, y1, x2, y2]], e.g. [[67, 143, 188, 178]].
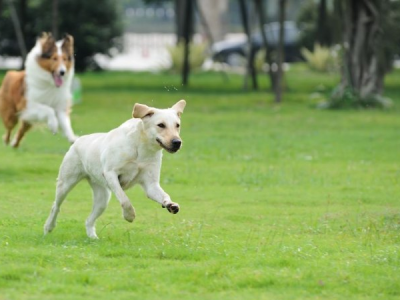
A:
[[0, 32, 77, 148]]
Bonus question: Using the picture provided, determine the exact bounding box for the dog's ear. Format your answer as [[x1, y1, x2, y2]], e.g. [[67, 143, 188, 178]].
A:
[[39, 32, 52, 40], [132, 103, 154, 118], [63, 33, 74, 46], [39, 32, 56, 58], [62, 34, 74, 61], [171, 99, 186, 117]]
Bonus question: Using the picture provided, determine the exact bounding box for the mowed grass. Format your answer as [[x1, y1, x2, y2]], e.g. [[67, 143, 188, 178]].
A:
[[0, 66, 400, 300]]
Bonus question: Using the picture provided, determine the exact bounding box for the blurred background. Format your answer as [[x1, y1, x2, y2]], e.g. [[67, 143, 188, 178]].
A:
[[0, 0, 305, 71], [1, 0, 400, 106]]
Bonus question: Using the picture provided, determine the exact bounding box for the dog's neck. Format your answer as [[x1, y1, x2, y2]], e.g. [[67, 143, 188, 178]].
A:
[[124, 119, 163, 158], [138, 131, 163, 158]]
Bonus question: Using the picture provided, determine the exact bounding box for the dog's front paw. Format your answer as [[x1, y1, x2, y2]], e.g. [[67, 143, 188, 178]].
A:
[[164, 202, 180, 214], [48, 118, 59, 134], [43, 223, 54, 235], [123, 205, 136, 222]]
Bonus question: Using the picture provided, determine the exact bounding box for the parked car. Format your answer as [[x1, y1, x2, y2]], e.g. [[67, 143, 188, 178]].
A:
[[211, 21, 302, 66]]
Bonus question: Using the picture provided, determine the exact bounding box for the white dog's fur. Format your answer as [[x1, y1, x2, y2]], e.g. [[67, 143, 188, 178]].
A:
[[44, 100, 186, 239], [21, 38, 77, 143]]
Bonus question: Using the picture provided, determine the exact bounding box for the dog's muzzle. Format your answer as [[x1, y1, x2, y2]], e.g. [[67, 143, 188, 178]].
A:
[[157, 138, 182, 153]]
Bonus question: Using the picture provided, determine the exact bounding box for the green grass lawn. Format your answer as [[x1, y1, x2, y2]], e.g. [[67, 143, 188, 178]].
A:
[[0, 66, 399, 300]]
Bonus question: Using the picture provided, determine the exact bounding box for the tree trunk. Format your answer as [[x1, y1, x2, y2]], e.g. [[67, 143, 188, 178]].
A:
[[175, 0, 194, 44], [275, 0, 285, 103], [181, 0, 193, 86], [331, 0, 390, 108], [238, 0, 257, 90], [316, 0, 330, 46], [19, 0, 27, 63], [196, 0, 228, 43], [52, 0, 59, 39], [175, 0, 185, 43], [7, 0, 27, 64], [331, 0, 343, 44], [254, 0, 277, 92], [194, 0, 214, 44]]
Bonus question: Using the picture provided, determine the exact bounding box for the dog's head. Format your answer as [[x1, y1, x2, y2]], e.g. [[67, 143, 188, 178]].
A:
[[132, 100, 186, 153], [36, 32, 74, 88]]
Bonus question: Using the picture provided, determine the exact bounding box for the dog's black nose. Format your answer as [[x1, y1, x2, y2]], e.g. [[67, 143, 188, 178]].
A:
[[60, 70, 65, 76], [171, 139, 181, 149]]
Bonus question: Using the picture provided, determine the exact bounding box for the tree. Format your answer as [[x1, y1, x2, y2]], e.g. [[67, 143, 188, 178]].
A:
[[328, 0, 400, 108], [275, 0, 286, 103], [5, 0, 27, 62], [0, 0, 122, 71], [255, 0, 277, 93], [238, 0, 258, 90], [143, 0, 194, 86], [296, 0, 339, 51], [181, 0, 194, 86], [38, 0, 122, 71], [316, 0, 330, 46]]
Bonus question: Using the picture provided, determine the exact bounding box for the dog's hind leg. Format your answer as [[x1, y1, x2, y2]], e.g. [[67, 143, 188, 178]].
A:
[[1, 111, 18, 145], [44, 148, 84, 235], [3, 130, 12, 145], [85, 181, 111, 239], [3, 127, 13, 145], [10, 121, 31, 148]]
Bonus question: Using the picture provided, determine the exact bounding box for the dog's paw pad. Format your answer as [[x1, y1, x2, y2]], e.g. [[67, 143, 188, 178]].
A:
[[166, 203, 180, 214]]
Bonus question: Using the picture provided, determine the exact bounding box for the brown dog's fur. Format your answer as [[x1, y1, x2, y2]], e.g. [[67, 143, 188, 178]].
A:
[[0, 71, 29, 146]]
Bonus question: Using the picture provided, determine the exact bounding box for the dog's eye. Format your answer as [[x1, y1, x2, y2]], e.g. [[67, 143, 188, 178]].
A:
[[157, 123, 166, 129], [176, 124, 180, 128], [41, 53, 51, 59]]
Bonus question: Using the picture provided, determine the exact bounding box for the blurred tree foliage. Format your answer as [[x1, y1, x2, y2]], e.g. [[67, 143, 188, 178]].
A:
[[296, 0, 340, 50], [0, 0, 122, 71]]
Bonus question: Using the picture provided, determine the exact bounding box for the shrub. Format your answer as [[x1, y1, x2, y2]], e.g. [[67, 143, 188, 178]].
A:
[[318, 86, 393, 109], [301, 44, 339, 72], [254, 49, 266, 73], [166, 42, 206, 73]]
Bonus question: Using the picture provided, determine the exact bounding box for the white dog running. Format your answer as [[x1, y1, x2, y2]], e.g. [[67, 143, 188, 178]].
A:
[[44, 100, 186, 239]]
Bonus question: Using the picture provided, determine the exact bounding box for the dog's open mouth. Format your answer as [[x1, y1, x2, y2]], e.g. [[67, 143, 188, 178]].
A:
[[156, 138, 178, 153], [52, 73, 63, 88]]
